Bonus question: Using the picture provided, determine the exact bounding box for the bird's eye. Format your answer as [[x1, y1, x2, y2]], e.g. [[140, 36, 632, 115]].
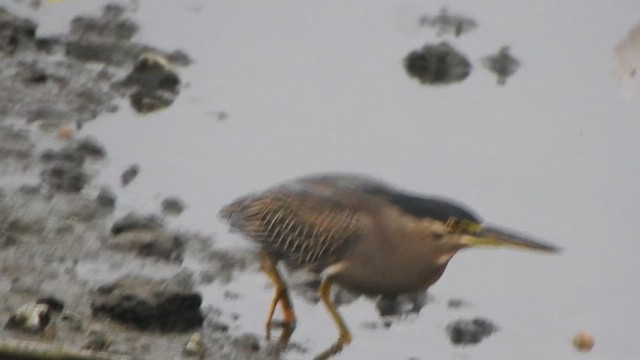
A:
[[445, 217, 461, 233]]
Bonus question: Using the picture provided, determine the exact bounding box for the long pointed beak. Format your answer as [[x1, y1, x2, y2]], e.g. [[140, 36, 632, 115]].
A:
[[463, 225, 560, 253]]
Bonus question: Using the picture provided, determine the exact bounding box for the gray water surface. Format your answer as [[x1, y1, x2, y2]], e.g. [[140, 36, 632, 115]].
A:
[[16, 1, 640, 359]]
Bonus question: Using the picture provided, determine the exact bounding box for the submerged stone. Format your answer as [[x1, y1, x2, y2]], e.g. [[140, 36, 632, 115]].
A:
[[404, 42, 471, 85]]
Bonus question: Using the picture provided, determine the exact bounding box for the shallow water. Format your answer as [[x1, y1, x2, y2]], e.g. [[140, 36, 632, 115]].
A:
[[10, 1, 640, 359]]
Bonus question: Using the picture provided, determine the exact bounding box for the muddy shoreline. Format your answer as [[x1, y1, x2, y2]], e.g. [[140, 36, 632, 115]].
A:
[[0, 4, 288, 359]]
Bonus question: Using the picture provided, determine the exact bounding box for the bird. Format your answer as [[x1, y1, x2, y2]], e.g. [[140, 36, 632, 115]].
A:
[[219, 173, 559, 358]]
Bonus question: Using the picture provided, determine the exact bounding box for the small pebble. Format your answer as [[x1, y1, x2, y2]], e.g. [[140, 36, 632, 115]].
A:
[[96, 187, 116, 208], [5, 303, 51, 332], [573, 331, 594, 352], [57, 126, 73, 139], [183, 332, 204, 357], [121, 164, 140, 187], [161, 196, 185, 215]]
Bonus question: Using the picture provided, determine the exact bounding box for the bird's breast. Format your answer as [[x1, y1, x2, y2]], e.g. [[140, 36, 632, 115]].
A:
[[327, 217, 452, 296]]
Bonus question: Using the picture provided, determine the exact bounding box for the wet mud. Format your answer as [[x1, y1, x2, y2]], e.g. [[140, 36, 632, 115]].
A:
[[0, 4, 283, 360]]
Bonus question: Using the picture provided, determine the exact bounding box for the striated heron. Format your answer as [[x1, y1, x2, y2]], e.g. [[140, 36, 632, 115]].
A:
[[220, 174, 559, 357]]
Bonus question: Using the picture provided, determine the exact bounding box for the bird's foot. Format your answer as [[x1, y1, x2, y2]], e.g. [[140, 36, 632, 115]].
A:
[[266, 319, 297, 344], [313, 341, 345, 360], [339, 331, 352, 345]]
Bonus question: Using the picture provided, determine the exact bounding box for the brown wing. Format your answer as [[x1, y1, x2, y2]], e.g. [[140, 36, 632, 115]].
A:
[[220, 191, 362, 269]]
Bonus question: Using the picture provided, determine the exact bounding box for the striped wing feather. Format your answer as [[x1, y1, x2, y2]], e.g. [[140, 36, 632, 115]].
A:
[[221, 193, 361, 268]]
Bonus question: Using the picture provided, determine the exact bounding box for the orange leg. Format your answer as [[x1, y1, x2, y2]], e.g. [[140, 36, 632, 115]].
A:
[[313, 278, 352, 360], [260, 250, 297, 343]]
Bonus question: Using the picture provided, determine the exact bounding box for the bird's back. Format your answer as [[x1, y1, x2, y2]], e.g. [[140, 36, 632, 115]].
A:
[[219, 185, 364, 270], [288, 173, 480, 223], [220, 173, 480, 269]]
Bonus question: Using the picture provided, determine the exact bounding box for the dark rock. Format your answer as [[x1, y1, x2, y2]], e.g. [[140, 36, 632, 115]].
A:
[[40, 162, 88, 193], [76, 137, 106, 158], [446, 317, 498, 345], [161, 197, 185, 215], [404, 42, 471, 85], [121, 53, 180, 90], [481, 46, 521, 85], [96, 186, 116, 208], [120, 164, 139, 187], [36, 296, 65, 312], [111, 213, 162, 235], [109, 229, 186, 261], [115, 53, 181, 113], [91, 275, 204, 332]]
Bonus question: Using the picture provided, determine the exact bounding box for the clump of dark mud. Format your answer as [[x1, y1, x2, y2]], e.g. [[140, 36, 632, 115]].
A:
[[482, 46, 521, 85], [120, 164, 140, 187], [446, 317, 498, 345], [0, 3, 189, 129], [66, 4, 190, 67], [91, 275, 204, 332], [108, 213, 188, 261], [95, 186, 116, 208], [161, 196, 186, 216], [111, 212, 163, 235], [404, 42, 471, 85], [407, 9, 523, 86]]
